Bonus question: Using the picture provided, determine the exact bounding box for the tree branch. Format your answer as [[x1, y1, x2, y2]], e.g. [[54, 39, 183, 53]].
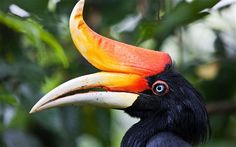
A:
[[206, 101, 236, 115]]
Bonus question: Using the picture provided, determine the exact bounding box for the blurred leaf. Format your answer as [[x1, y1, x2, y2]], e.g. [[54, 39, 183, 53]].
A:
[[137, 0, 219, 47], [8, 107, 29, 129], [0, 86, 18, 106], [0, 11, 69, 67], [0, 94, 17, 106], [196, 61, 220, 80], [48, 0, 61, 12], [77, 134, 102, 147], [41, 72, 63, 93], [138, 38, 157, 50], [0, 121, 3, 132]]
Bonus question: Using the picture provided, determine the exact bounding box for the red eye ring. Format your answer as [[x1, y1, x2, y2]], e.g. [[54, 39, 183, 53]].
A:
[[151, 80, 169, 96]]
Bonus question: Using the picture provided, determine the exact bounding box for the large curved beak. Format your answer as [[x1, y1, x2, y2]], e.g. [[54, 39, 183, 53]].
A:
[[30, 0, 172, 113], [30, 72, 148, 113]]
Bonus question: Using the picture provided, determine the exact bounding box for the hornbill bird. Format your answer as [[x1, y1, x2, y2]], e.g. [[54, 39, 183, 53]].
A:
[[30, 0, 210, 146]]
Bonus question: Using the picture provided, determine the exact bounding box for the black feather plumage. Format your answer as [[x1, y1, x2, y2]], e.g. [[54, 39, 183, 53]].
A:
[[122, 65, 210, 147]]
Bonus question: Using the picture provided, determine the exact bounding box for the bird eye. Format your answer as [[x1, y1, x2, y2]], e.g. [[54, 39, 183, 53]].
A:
[[152, 80, 169, 96]]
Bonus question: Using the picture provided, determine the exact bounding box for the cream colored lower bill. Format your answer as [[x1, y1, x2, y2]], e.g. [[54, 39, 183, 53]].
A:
[[30, 92, 138, 113]]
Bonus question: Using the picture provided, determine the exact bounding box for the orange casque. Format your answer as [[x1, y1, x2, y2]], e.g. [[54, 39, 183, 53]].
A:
[[69, 0, 172, 92], [69, 0, 172, 76]]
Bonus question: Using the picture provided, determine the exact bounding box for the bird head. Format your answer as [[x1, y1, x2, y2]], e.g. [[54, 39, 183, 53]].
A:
[[30, 0, 209, 145]]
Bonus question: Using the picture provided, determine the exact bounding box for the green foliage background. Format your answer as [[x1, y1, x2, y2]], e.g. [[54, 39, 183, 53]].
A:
[[0, 0, 236, 146]]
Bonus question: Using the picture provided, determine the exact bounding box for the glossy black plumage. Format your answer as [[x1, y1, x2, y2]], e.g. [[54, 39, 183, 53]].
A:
[[147, 132, 190, 147], [122, 65, 210, 147]]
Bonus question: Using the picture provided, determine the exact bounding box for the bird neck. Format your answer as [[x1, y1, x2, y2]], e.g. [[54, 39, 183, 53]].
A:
[[120, 111, 201, 147], [121, 110, 208, 147], [121, 114, 169, 147]]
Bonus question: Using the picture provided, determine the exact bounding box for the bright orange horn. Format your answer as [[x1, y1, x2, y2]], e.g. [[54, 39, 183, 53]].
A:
[[70, 0, 172, 76]]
